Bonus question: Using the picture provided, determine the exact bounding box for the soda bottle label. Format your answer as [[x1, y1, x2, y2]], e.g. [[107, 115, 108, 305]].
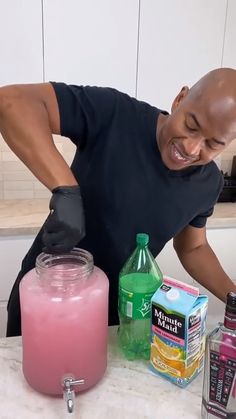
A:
[[119, 286, 154, 320]]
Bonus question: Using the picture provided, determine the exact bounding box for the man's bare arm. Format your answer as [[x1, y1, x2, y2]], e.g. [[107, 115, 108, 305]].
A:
[[0, 83, 77, 190], [174, 224, 236, 302]]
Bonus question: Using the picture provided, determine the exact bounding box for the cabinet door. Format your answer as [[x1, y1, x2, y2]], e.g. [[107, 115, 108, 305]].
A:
[[0, 0, 43, 85], [207, 228, 236, 281], [195, 228, 236, 320], [137, 0, 227, 110], [204, 227, 236, 317], [43, 0, 139, 96], [222, 0, 236, 67], [0, 302, 7, 338], [0, 235, 34, 301]]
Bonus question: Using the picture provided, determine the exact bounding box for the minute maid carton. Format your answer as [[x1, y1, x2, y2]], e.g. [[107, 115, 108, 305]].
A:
[[150, 276, 208, 388]]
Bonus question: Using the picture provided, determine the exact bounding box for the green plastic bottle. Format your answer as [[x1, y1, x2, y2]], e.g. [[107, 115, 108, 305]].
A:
[[118, 233, 163, 360]]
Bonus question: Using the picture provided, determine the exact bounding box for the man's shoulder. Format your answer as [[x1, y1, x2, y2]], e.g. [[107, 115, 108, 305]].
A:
[[205, 160, 222, 177], [200, 160, 224, 192], [51, 81, 162, 114]]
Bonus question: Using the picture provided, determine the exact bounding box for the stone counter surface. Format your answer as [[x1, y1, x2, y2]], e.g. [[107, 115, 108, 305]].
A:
[[0, 326, 206, 419], [0, 199, 236, 237], [0, 199, 49, 236]]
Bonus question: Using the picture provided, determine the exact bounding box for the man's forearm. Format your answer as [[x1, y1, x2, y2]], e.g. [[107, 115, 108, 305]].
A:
[[176, 243, 236, 302]]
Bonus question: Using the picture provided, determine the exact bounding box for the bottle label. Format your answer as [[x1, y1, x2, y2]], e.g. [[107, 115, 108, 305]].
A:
[[119, 286, 154, 320], [204, 349, 236, 417], [224, 311, 236, 330]]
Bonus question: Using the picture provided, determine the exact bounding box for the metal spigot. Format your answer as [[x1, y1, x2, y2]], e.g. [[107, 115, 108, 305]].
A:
[[62, 377, 85, 414]]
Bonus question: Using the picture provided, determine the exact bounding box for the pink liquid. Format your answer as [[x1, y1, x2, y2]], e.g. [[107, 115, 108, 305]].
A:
[[20, 265, 109, 395]]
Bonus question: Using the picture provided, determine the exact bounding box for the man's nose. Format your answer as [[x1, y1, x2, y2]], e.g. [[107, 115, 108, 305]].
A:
[[182, 137, 202, 157]]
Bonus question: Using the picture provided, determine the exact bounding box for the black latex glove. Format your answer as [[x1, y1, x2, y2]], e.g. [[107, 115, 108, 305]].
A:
[[42, 185, 85, 254]]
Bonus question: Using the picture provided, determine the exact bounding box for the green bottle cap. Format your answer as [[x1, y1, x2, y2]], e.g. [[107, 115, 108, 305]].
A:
[[136, 233, 149, 246]]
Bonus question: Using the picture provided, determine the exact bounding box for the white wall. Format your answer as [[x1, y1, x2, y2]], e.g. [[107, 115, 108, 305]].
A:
[[137, 0, 227, 111], [43, 0, 139, 96], [222, 0, 236, 68], [0, 0, 43, 85]]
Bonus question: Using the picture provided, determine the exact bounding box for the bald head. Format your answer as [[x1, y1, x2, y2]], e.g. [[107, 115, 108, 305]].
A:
[[157, 67, 236, 171], [170, 67, 236, 146], [189, 68, 236, 104]]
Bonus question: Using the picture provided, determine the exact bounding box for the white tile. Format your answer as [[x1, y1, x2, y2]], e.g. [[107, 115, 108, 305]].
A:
[[2, 161, 28, 172], [55, 143, 63, 154], [64, 153, 75, 165], [61, 140, 76, 152], [3, 171, 35, 181], [33, 181, 48, 191], [2, 151, 18, 162], [4, 181, 34, 191], [52, 134, 63, 141], [0, 138, 11, 151], [4, 190, 34, 200], [33, 189, 50, 199]]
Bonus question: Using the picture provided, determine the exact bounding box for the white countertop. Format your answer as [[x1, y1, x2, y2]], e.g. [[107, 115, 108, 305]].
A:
[[0, 199, 49, 236], [0, 199, 236, 237], [0, 325, 208, 419]]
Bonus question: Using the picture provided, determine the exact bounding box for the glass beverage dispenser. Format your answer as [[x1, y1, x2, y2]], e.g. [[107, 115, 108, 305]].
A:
[[19, 248, 109, 413]]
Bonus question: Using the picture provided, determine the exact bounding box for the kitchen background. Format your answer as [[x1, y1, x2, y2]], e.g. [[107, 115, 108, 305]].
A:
[[0, 0, 236, 200], [0, 0, 236, 337]]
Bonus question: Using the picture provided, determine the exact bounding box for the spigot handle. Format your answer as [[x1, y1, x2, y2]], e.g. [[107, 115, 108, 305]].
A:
[[63, 377, 85, 414], [64, 378, 85, 388]]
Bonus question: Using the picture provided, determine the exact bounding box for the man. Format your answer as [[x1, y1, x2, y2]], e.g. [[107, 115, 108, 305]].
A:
[[1, 68, 236, 336]]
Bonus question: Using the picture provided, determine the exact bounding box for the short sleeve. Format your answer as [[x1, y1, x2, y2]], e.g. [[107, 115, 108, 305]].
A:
[[50, 82, 118, 146], [189, 207, 214, 228], [189, 172, 224, 228]]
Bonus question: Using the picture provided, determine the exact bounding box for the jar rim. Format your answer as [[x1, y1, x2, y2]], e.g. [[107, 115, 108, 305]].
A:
[[36, 247, 94, 280]]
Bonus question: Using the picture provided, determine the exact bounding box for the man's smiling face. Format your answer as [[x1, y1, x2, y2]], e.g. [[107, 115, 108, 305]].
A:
[[157, 69, 236, 171]]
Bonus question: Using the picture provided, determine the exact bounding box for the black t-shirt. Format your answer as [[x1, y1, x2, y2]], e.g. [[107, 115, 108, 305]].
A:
[[20, 83, 223, 326], [50, 82, 223, 324]]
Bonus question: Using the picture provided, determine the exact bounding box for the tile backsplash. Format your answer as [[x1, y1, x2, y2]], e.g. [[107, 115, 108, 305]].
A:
[[0, 134, 75, 200], [0, 134, 236, 201]]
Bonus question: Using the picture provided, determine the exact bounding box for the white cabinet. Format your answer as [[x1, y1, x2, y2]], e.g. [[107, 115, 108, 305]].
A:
[[0, 302, 7, 338], [206, 228, 236, 280], [137, 0, 227, 110], [196, 228, 236, 320], [43, 0, 139, 96], [0, 235, 34, 338], [0, 235, 34, 301], [0, 0, 43, 85], [222, 0, 236, 67]]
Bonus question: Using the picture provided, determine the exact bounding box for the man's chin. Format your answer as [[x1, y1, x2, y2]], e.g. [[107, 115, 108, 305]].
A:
[[161, 153, 202, 171], [161, 156, 191, 171]]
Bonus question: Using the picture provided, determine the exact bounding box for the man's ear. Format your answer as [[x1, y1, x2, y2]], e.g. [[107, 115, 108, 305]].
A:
[[171, 86, 189, 112]]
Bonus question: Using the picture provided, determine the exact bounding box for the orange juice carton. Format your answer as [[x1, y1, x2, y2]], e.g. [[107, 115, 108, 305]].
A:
[[150, 276, 208, 388]]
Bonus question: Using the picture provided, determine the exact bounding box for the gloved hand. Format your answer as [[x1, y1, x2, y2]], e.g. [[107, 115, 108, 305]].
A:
[[42, 185, 85, 254]]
